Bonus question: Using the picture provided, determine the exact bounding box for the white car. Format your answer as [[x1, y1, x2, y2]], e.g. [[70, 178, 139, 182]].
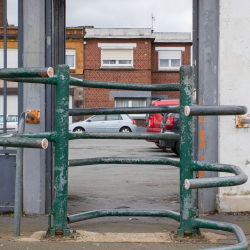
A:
[[0, 114, 18, 133], [69, 114, 137, 133]]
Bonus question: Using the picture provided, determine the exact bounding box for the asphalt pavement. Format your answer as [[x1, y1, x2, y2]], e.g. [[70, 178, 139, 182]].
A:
[[0, 139, 249, 250]]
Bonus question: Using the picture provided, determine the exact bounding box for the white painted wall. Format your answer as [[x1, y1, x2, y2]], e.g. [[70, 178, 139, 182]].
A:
[[218, 0, 250, 212]]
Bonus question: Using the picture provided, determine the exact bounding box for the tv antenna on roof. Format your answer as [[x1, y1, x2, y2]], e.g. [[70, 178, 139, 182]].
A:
[[151, 13, 155, 31]]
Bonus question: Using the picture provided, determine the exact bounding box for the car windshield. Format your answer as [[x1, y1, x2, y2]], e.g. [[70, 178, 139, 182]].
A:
[[7, 115, 18, 122]]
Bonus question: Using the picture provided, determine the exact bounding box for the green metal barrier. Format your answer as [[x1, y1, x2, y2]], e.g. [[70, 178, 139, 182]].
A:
[[0, 65, 248, 249]]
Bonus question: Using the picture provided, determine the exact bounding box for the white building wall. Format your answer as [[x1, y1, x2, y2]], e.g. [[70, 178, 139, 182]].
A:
[[218, 0, 250, 212]]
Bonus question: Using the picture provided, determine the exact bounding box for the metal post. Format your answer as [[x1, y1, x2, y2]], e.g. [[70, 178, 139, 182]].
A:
[[45, 0, 53, 213], [178, 66, 195, 236], [3, 0, 7, 134], [50, 64, 70, 236], [14, 112, 25, 236], [18, 0, 23, 117]]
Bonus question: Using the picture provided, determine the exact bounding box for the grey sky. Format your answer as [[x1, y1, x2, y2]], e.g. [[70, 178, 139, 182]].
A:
[[7, 0, 192, 33]]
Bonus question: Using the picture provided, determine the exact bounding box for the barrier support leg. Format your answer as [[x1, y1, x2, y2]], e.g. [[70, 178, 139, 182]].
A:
[[177, 66, 198, 237], [46, 65, 71, 237]]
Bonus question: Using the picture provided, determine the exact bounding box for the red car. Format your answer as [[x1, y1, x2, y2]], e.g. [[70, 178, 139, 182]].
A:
[[145, 99, 180, 148]]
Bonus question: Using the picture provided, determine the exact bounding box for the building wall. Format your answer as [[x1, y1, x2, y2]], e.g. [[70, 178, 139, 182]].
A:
[[217, 0, 250, 212], [84, 38, 153, 115], [151, 43, 191, 99], [66, 28, 85, 122]]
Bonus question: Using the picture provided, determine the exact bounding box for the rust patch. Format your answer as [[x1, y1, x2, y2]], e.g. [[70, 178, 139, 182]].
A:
[[199, 129, 205, 149], [199, 98, 201, 105], [200, 154, 205, 160], [26, 110, 40, 124], [236, 114, 250, 128], [199, 116, 205, 127], [199, 171, 205, 178], [41, 73, 46, 77]]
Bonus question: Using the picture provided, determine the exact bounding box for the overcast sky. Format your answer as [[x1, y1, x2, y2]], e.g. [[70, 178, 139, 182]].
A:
[[7, 0, 192, 33]]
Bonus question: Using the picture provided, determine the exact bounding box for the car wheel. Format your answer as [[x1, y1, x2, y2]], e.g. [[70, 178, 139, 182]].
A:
[[171, 147, 178, 154], [171, 142, 180, 155], [73, 127, 85, 132], [175, 141, 180, 155], [120, 127, 131, 132]]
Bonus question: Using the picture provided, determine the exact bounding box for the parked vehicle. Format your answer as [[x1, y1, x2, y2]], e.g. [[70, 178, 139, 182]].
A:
[[159, 113, 180, 155], [69, 114, 137, 133], [0, 114, 19, 133], [145, 99, 179, 148]]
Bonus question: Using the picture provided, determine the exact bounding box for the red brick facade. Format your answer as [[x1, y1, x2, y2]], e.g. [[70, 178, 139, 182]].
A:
[[84, 38, 191, 110]]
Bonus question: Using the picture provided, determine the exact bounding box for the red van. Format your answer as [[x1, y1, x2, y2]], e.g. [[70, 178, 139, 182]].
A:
[[145, 99, 180, 148]]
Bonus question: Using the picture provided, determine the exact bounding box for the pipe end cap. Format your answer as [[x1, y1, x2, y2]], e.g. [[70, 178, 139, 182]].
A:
[[185, 179, 190, 189], [185, 106, 190, 116], [47, 67, 54, 78], [42, 139, 48, 149]]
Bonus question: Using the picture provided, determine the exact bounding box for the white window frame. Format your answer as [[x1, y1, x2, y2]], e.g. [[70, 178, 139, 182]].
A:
[[155, 47, 185, 71], [66, 49, 76, 69], [98, 43, 136, 68], [115, 99, 146, 108], [0, 48, 18, 68]]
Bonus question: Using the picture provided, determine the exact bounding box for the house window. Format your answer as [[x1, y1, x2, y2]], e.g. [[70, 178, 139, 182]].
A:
[[66, 50, 76, 69], [155, 47, 185, 71], [115, 99, 146, 108], [98, 43, 136, 68], [0, 49, 18, 68]]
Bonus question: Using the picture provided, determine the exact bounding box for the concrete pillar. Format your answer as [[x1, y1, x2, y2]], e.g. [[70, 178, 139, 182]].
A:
[[23, 0, 46, 214], [197, 0, 219, 213]]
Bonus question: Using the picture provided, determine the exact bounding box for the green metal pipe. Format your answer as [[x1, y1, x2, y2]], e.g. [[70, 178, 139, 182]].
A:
[[185, 162, 248, 189], [69, 132, 180, 141], [51, 65, 70, 235], [179, 66, 194, 236], [193, 218, 249, 250], [69, 106, 180, 116], [69, 77, 180, 91], [0, 136, 48, 149], [1, 76, 57, 85], [15, 132, 57, 142], [68, 157, 180, 168], [0, 67, 54, 78], [185, 105, 247, 116], [67, 209, 180, 224]]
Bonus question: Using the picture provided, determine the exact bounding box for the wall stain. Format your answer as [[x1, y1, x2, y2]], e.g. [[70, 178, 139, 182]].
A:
[[199, 171, 205, 178], [200, 129, 205, 149]]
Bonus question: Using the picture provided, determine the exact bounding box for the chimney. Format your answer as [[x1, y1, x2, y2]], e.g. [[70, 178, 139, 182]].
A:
[[0, 0, 4, 27]]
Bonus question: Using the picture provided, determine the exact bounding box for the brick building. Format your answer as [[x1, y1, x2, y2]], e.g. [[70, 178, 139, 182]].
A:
[[0, 26, 191, 125], [84, 28, 191, 125]]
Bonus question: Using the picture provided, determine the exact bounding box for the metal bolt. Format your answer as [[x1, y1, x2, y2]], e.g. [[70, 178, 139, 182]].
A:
[[73, 230, 76, 233], [171, 231, 175, 233], [70, 235, 74, 239]]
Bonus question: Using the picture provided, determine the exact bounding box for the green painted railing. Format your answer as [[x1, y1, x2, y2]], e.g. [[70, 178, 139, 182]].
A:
[[0, 65, 248, 249]]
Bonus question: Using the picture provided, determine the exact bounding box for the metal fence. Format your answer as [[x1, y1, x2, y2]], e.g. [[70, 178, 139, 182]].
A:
[[0, 65, 248, 250]]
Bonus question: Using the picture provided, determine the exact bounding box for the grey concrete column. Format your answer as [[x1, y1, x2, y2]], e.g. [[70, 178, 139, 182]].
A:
[[23, 0, 46, 214], [197, 0, 219, 213]]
